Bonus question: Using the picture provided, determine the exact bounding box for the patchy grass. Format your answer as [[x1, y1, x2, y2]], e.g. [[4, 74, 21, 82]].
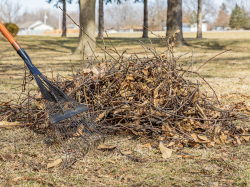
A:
[[1, 32, 250, 186]]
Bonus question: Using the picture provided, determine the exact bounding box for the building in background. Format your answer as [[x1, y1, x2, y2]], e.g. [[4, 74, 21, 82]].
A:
[[211, 26, 231, 31], [18, 21, 54, 35], [164, 23, 208, 32], [119, 26, 143, 32]]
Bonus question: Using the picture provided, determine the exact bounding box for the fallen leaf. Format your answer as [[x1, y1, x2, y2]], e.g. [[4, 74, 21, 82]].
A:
[[235, 136, 241, 145], [141, 143, 152, 150], [97, 144, 116, 150], [47, 159, 62, 169], [188, 141, 200, 147], [122, 151, 132, 155], [126, 74, 135, 81], [197, 135, 210, 142], [225, 139, 233, 144], [17, 154, 23, 159], [167, 142, 175, 147], [159, 141, 172, 159], [208, 142, 215, 147], [220, 132, 227, 143], [3, 153, 15, 161], [12, 177, 23, 182], [106, 159, 117, 164], [190, 133, 199, 142], [39, 170, 48, 173], [96, 111, 106, 121], [177, 154, 199, 158], [242, 136, 250, 142], [0, 121, 20, 129], [0, 155, 6, 162]]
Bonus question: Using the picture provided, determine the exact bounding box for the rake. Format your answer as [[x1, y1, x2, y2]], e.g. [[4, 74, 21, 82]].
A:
[[0, 21, 104, 168]]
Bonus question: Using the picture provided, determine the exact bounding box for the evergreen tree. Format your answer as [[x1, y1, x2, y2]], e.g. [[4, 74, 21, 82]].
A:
[[229, 4, 249, 29], [189, 10, 197, 26]]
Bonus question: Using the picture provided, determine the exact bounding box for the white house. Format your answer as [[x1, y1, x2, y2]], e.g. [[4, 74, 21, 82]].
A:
[[189, 23, 207, 32], [18, 21, 54, 35], [165, 23, 207, 32]]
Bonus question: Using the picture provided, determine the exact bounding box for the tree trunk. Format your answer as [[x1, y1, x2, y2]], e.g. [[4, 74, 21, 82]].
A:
[[142, 0, 148, 38], [61, 0, 67, 37], [97, 0, 104, 39], [74, 0, 96, 55], [166, 0, 183, 44], [197, 0, 202, 38]]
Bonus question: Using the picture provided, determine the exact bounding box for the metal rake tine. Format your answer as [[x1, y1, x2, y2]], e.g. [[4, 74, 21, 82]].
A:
[[54, 124, 72, 168], [80, 116, 105, 140], [57, 121, 84, 167], [59, 121, 90, 166], [60, 122, 79, 161], [71, 116, 101, 142], [64, 118, 91, 154]]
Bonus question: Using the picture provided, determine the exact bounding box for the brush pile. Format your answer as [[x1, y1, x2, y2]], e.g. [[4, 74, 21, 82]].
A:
[[1, 36, 250, 149], [49, 51, 250, 148]]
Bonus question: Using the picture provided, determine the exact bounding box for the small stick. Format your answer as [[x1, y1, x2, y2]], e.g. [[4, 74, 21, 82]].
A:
[[191, 48, 194, 82], [196, 49, 231, 72], [117, 143, 144, 162]]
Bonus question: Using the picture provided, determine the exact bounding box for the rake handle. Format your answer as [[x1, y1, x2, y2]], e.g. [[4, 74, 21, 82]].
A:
[[0, 21, 21, 51]]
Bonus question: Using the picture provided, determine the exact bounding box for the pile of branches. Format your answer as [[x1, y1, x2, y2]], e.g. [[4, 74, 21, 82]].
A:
[[1, 32, 250, 148], [52, 50, 250, 148]]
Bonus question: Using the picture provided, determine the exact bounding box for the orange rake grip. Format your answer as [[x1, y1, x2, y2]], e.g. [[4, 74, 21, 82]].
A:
[[0, 21, 16, 44]]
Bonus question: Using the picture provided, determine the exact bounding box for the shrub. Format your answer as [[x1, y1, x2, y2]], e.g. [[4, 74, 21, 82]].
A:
[[3, 23, 19, 37]]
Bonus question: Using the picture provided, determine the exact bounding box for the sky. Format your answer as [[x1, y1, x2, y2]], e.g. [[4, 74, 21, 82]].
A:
[[19, 0, 79, 14], [18, 0, 226, 14]]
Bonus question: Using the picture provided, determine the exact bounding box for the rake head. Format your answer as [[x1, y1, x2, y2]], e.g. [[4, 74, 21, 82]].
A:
[[35, 74, 104, 168]]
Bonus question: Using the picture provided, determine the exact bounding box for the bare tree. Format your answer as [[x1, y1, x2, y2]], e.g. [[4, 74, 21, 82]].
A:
[[166, 0, 183, 44], [183, 0, 216, 22], [97, 0, 104, 39], [61, 0, 67, 37], [215, 3, 230, 27], [197, 0, 202, 38], [74, 0, 96, 55], [142, 0, 148, 38], [105, 2, 142, 31], [0, 0, 22, 23], [47, 0, 73, 37], [148, 0, 167, 30]]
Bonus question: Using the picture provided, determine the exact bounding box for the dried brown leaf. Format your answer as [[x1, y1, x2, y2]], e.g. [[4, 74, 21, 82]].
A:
[[190, 133, 199, 142], [177, 154, 199, 158], [0, 155, 6, 162], [141, 143, 152, 149], [167, 142, 175, 147], [12, 177, 24, 182], [96, 111, 106, 121], [47, 159, 62, 169], [235, 136, 241, 145], [97, 144, 116, 150], [122, 151, 132, 155], [220, 132, 227, 143], [0, 121, 20, 129], [242, 134, 250, 142], [159, 141, 172, 159], [197, 135, 210, 143]]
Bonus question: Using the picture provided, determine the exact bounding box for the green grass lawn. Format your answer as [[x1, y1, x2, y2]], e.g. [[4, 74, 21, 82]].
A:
[[1, 33, 250, 186]]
